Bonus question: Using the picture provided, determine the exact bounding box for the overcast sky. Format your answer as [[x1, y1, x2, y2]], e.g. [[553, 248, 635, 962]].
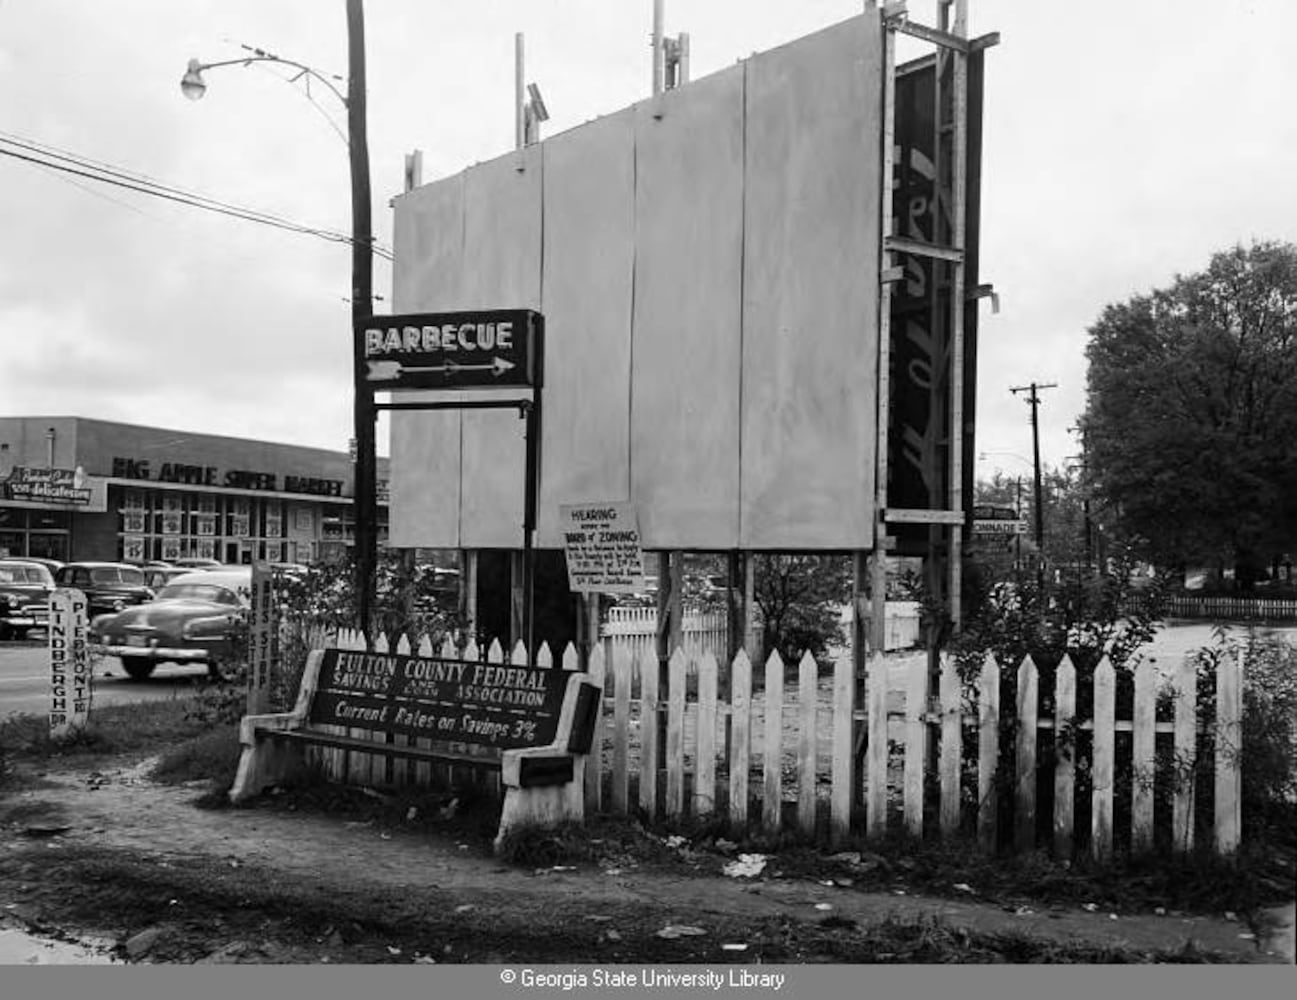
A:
[[2, 0, 1293, 482]]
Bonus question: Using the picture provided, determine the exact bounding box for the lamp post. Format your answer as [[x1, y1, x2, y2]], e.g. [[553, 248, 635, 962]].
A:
[[182, 1, 376, 638]]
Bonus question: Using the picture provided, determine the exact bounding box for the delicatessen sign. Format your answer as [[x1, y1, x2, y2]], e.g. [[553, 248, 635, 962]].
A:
[[311, 650, 565, 749]]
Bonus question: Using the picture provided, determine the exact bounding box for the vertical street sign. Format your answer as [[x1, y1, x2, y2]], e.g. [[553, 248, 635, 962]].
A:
[[49, 588, 91, 739], [248, 562, 278, 714]]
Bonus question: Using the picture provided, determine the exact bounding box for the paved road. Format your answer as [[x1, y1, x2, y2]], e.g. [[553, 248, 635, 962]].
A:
[[0, 637, 214, 720]]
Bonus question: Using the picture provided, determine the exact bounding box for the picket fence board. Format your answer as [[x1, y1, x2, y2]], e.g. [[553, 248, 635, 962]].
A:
[[584, 645, 607, 814], [1015, 656, 1039, 851], [903, 659, 927, 837], [938, 657, 961, 836], [1172, 658, 1197, 852], [763, 651, 784, 831], [667, 648, 688, 818], [1132, 663, 1157, 852], [1091, 657, 1116, 861], [639, 650, 660, 818], [695, 652, 719, 818], [1215, 649, 1242, 853], [611, 645, 632, 812], [1053, 658, 1076, 858], [729, 650, 752, 831], [866, 652, 889, 837], [797, 652, 818, 835], [830, 656, 854, 844], [977, 652, 1000, 851]]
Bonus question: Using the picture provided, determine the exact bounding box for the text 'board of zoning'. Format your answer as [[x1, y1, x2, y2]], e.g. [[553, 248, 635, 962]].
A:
[[560, 502, 646, 594]]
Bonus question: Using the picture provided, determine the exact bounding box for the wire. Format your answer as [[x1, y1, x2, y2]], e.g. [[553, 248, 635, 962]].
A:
[[0, 131, 394, 261]]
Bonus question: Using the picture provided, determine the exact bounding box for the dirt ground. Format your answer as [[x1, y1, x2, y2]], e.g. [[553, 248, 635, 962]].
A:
[[1, 752, 1292, 966]]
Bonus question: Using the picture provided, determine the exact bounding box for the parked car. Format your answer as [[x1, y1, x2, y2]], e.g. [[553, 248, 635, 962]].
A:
[[142, 565, 195, 591], [171, 557, 225, 570], [89, 567, 252, 680], [0, 559, 56, 639], [14, 555, 64, 574], [53, 562, 155, 617]]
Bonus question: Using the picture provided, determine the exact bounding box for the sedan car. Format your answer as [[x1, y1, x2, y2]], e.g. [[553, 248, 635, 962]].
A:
[[54, 562, 154, 617], [0, 559, 56, 639], [142, 566, 195, 591], [89, 567, 252, 680]]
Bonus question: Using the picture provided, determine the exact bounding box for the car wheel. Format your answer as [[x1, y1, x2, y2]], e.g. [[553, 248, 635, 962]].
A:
[[121, 657, 155, 681], [0, 624, 10, 641]]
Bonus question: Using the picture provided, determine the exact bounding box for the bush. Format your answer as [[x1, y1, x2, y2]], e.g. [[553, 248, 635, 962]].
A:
[[1184, 629, 1297, 834]]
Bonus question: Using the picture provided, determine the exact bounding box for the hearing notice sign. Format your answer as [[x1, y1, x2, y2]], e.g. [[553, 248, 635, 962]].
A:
[[560, 503, 646, 594]]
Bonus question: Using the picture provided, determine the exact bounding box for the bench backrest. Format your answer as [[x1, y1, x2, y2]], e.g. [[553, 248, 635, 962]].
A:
[[298, 648, 598, 754]]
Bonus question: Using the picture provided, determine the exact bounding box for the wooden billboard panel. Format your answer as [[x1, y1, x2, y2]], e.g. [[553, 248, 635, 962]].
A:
[[459, 146, 542, 548], [537, 111, 636, 547], [389, 174, 467, 548], [389, 14, 883, 553], [630, 66, 745, 549], [739, 17, 880, 548]]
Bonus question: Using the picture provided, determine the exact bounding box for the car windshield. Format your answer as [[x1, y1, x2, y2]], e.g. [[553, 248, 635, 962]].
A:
[[90, 567, 145, 584], [0, 565, 52, 584], [156, 583, 240, 606]]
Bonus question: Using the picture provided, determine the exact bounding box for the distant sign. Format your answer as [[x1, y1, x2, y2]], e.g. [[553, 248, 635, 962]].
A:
[[972, 505, 1019, 521], [5, 467, 92, 505], [357, 309, 540, 390], [973, 518, 1027, 536], [49, 588, 91, 738], [312, 650, 565, 750], [559, 503, 646, 594]]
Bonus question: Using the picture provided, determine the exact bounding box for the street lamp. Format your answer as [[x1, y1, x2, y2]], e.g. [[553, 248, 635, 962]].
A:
[[179, 54, 348, 108], [181, 1, 377, 639]]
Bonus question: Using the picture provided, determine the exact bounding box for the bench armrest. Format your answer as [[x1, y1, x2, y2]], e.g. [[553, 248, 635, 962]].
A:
[[238, 711, 305, 744]]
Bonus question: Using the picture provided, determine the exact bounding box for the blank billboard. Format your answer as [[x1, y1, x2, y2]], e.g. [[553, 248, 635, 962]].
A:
[[390, 13, 881, 551]]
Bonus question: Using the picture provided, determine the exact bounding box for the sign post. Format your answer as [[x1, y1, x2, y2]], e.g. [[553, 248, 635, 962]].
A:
[[357, 308, 544, 651], [49, 588, 91, 739]]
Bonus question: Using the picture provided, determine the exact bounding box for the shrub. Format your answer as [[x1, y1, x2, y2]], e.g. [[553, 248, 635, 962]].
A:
[[1182, 629, 1297, 836]]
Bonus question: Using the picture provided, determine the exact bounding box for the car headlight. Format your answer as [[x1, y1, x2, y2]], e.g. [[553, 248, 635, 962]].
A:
[[3, 595, 17, 610], [182, 615, 234, 640]]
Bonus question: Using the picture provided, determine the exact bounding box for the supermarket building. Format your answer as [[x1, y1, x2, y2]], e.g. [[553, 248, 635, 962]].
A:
[[0, 416, 388, 565]]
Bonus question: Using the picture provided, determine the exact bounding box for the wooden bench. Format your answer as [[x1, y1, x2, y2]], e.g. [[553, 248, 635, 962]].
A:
[[229, 646, 601, 850]]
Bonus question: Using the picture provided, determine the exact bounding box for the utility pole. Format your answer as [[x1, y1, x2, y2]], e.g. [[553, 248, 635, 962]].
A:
[[347, 0, 377, 641], [1009, 381, 1056, 591]]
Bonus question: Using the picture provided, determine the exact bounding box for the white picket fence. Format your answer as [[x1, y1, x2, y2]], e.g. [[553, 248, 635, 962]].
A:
[[305, 630, 1245, 857], [601, 607, 729, 671], [600, 601, 923, 668]]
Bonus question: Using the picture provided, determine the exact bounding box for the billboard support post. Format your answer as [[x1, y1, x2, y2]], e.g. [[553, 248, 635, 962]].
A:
[[358, 309, 544, 655]]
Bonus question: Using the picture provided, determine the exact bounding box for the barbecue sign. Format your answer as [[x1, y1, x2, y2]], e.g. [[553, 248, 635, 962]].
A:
[[356, 309, 540, 390]]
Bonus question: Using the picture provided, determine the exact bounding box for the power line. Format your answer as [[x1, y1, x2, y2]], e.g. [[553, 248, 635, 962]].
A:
[[0, 131, 393, 261]]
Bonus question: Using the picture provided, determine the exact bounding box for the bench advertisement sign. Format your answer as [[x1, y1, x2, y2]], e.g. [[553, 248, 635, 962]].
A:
[[312, 650, 566, 750], [357, 309, 540, 390], [559, 502, 646, 594]]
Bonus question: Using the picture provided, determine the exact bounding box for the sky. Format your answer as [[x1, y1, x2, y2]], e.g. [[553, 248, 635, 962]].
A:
[[1, 0, 1294, 484]]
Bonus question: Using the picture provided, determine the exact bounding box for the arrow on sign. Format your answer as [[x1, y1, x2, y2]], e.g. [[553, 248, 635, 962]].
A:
[[365, 357, 517, 381]]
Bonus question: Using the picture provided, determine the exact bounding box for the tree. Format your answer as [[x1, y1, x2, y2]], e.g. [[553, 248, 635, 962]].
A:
[[1082, 241, 1297, 586], [753, 554, 851, 663]]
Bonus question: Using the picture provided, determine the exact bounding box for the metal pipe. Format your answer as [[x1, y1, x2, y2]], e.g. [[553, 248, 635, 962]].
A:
[[652, 0, 664, 95], [515, 33, 525, 151]]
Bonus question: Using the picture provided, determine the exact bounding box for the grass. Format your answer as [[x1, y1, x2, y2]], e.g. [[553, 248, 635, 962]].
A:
[[0, 684, 244, 793]]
